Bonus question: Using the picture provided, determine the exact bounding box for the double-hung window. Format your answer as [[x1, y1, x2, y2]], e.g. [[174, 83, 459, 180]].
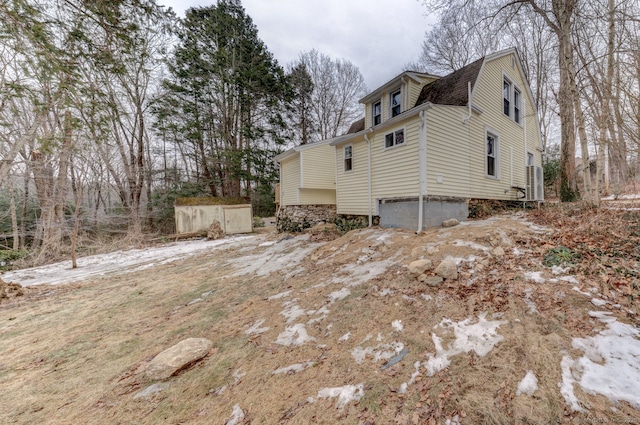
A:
[[390, 89, 401, 117], [503, 77, 522, 125], [372, 101, 381, 125], [513, 88, 521, 124], [503, 80, 511, 116], [385, 128, 405, 149], [486, 132, 498, 178], [344, 145, 353, 172]]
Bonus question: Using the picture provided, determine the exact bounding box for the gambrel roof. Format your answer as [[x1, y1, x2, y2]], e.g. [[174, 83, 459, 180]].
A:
[[414, 56, 484, 107]]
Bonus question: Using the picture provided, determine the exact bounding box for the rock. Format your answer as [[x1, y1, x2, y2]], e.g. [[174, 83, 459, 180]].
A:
[[426, 246, 440, 255], [408, 259, 433, 277], [492, 246, 505, 257], [420, 275, 443, 287], [442, 218, 460, 228], [207, 220, 225, 240], [146, 338, 213, 380], [435, 257, 458, 280]]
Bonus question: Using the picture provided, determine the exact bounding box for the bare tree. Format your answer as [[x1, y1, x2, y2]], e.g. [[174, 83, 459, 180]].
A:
[[293, 50, 367, 141]]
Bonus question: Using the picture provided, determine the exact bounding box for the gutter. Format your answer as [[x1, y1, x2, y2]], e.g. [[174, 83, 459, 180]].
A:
[[417, 107, 430, 233], [462, 82, 472, 124], [364, 132, 373, 226]]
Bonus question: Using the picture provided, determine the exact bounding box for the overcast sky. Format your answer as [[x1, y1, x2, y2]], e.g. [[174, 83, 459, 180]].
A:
[[159, 0, 436, 91]]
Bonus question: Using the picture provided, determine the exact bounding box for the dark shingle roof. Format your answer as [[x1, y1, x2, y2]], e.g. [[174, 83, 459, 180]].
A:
[[346, 117, 365, 134], [414, 57, 484, 107]]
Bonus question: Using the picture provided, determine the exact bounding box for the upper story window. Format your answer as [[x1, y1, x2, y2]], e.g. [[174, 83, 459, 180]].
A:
[[503, 77, 522, 125], [385, 128, 405, 149], [372, 100, 381, 126], [344, 145, 353, 172], [514, 88, 521, 124], [503, 80, 511, 116], [390, 89, 401, 117]]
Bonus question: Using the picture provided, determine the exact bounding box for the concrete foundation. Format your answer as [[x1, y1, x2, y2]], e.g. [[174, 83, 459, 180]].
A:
[[378, 196, 468, 231]]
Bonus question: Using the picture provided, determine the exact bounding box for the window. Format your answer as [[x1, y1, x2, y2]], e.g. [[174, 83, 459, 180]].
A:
[[503, 80, 511, 116], [344, 145, 353, 172], [527, 152, 534, 166], [385, 128, 405, 148], [390, 89, 401, 117], [514, 88, 521, 124], [372, 101, 381, 125], [503, 76, 523, 125], [486, 132, 498, 178]]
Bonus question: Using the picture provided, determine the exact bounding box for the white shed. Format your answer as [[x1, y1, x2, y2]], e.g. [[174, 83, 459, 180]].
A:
[[174, 198, 253, 235]]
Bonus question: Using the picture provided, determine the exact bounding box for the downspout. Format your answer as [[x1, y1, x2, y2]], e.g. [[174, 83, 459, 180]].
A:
[[364, 132, 373, 226], [462, 82, 472, 124], [418, 108, 428, 233]]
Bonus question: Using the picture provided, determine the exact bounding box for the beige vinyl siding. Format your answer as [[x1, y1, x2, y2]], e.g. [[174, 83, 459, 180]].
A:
[[280, 156, 300, 206], [371, 118, 420, 202], [407, 79, 424, 108], [301, 143, 336, 189], [466, 53, 538, 200], [336, 138, 369, 215], [299, 189, 336, 204], [425, 106, 471, 198]]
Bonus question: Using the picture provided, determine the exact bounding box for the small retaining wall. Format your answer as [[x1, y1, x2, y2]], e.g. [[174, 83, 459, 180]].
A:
[[276, 205, 337, 232], [378, 196, 468, 231]]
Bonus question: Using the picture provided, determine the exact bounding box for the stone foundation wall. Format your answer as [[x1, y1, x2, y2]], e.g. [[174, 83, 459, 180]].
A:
[[276, 205, 337, 233]]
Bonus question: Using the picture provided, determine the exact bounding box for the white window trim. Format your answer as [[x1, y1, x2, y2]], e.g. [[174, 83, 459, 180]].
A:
[[389, 88, 402, 118], [384, 126, 406, 150], [502, 73, 524, 127], [527, 151, 535, 166], [372, 99, 382, 126], [343, 144, 353, 172], [485, 128, 500, 179]]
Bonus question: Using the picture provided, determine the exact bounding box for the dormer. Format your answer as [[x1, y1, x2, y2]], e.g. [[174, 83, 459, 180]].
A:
[[360, 71, 439, 128]]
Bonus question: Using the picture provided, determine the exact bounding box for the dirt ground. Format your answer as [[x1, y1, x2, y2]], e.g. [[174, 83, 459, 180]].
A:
[[0, 210, 639, 425]]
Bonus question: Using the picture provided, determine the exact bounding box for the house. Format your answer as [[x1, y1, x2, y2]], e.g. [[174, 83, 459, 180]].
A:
[[275, 48, 544, 232]]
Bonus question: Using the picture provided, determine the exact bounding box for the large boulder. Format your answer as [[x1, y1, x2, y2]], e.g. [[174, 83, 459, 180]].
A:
[[146, 338, 213, 380], [435, 257, 458, 280]]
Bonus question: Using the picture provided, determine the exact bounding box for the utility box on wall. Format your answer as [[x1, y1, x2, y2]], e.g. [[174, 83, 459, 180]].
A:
[[174, 197, 253, 235]]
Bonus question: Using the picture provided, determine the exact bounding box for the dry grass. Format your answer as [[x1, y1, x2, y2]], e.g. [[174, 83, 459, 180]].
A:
[[1, 210, 639, 424]]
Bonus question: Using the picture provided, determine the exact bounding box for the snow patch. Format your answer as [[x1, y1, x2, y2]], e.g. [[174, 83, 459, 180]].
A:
[[275, 324, 316, 346], [564, 311, 640, 410], [453, 239, 490, 252], [338, 332, 351, 342], [516, 371, 539, 396], [590, 298, 607, 307], [225, 404, 245, 425], [524, 271, 546, 284], [423, 313, 507, 376], [268, 290, 292, 300], [392, 320, 404, 331], [245, 319, 269, 335], [350, 342, 404, 364], [281, 300, 306, 323], [4, 237, 253, 287], [399, 361, 421, 394], [317, 384, 364, 409], [328, 287, 350, 303]]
